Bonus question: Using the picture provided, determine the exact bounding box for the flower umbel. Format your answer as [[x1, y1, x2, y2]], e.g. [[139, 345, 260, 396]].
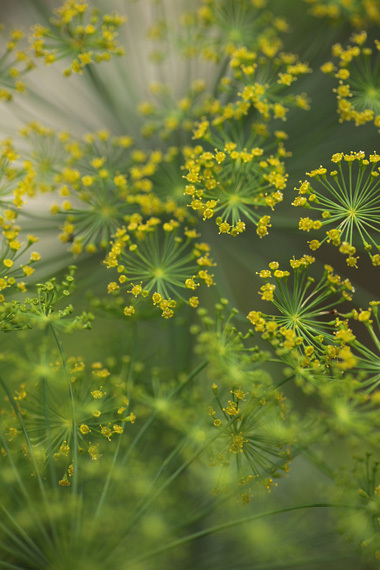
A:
[[248, 256, 354, 359], [105, 219, 215, 317], [29, 0, 126, 76], [294, 151, 380, 266]]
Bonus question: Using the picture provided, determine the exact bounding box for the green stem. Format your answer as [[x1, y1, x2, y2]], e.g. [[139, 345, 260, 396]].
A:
[[92, 321, 138, 521], [127, 503, 352, 568], [49, 324, 82, 545], [0, 377, 58, 552], [366, 323, 380, 354], [101, 361, 210, 562], [41, 331, 57, 489], [0, 514, 46, 568], [124, 413, 233, 535], [49, 324, 79, 493]]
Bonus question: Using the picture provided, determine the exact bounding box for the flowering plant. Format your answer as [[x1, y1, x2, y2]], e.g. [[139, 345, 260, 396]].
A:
[[1, 0, 380, 568]]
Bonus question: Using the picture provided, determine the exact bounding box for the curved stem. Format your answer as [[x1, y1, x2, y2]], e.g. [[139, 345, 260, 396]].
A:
[[126, 502, 354, 568]]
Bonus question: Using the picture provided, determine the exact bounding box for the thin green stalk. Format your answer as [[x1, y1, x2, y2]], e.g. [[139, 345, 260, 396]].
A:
[[49, 324, 78, 494], [123, 412, 232, 534], [126, 503, 354, 568], [0, 508, 47, 566], [95, 359, 209, 553], [0, 377, 59, 550], [100, 361, 210, 561], [49, 324, 82, 546], [41, 330, 58, 489], [92, 321, 138, 520]]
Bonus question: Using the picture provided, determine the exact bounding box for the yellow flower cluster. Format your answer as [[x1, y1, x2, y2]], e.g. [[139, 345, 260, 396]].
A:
[[138, 80, 209, 139], [0, 223, 41, 303], [219, 46, 312, 124], [248, 258, 354, 365], [105, 221, 214, 318], [321, 32, 380, 128], [44, 130, 189, 255], [29, 0, 126, 76], [2, 356, 136, 486], [304, 0, 380, 27], [208, 381, 292, 501], [293, 151, 380, 267], [146, 0, 288, 64], [0, 27, 34, 102], [184, 139, 286, 236]]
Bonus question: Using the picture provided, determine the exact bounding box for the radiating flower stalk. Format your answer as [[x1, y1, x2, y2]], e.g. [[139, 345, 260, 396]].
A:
[[334, 301, 380, 395], [105, 220, 214, 317], [147, 0, 288, 63], [184, 123, 288, 236], [0, 25, 34, 101], [247, 255, 356, 363], [322, 31, 380, 128], [29, 0, 126, 76], [294, 151, 380, 266], [1, 0, 380, 568]]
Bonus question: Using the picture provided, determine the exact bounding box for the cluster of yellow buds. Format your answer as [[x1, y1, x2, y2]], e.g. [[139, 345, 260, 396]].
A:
[[0, 220, 40, 303], [0, 27, 34, 102], [293, 152, 380, 267], [209, 46, 311, 125], [321, 32, 380, 128], [105, 221, 214, 319], [29, 0, 126, 76], [304, 0, 380, 27], [184, 139, 286, 236]]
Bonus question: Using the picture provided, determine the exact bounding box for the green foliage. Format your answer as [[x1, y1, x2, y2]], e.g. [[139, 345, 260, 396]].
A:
[[1, 0, 380, 568]]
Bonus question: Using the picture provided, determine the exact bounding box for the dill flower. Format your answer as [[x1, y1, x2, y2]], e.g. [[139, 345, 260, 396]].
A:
[[322, 32, 380, 128], [248, 256, 354, 359], [0, 351, 148, 569], [18, 122, 73, 194], [184, 124, 287, 236], [293, 151, 380, 266], [105, 220, 215, 317], [29, 0, 126, 76], [335, 301, 380, 395], [215, 45, 311, 125], [54, 168, 134, 256], [0, 222, 40, 304], [0, 139, 37, 212], [148, 0, 287, 63], [138, 79, 209, 140], [51, 132, 165, 254], [304, 0, 380, 27], [0, 354, 131, 462], [0, 26, 34, 102], [207, 383, 293, 502], [193, 300, 271, 388]]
